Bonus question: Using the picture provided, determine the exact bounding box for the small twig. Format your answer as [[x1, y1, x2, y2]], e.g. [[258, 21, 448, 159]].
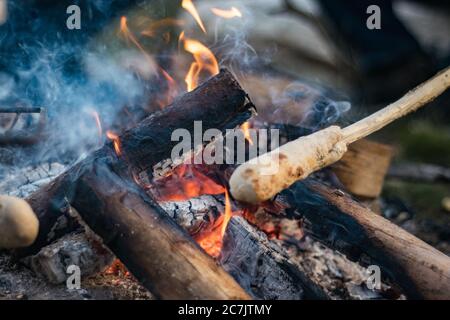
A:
[[0, 107, 43, 114], [0, 108, 47, 146]]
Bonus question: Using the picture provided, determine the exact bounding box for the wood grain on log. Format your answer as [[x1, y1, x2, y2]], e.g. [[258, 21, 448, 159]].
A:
[[160, 195, 328, 299], [69, 158, 250, 300], [15, 70, 254, 299], [20, 69, 254, 257], [277, 180, 450, 300]]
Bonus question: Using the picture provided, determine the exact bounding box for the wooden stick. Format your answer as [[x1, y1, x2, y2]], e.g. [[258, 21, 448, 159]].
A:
[[342, 67, 450, 144], [230, 67, 450, 204]]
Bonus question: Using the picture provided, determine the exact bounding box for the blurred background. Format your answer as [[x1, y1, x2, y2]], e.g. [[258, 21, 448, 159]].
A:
[[0, 0, 449, 253]]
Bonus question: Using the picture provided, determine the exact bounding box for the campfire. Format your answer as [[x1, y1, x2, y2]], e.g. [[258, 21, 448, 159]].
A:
[[0, 0, 449, 301]]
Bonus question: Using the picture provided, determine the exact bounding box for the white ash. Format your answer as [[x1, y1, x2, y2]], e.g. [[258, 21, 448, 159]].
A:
[[0, 162, 65, 198], [159, 195, 224, 235], [283, 236, 401, 300], [0, 162, 116, 289], [24, 233, 114, 285]]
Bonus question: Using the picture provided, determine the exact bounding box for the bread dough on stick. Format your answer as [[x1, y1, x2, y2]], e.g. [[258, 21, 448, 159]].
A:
[[230, 126, 347, 204], [231, 67, 450, 204]]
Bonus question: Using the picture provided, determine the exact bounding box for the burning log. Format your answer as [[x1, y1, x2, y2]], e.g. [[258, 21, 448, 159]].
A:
[[20, 69, 253, 256], [70, 158, 249, 300], [230, 67, 450, 204], [15, 70, 254, 299], [222, 216, 328, 300], [160, 195, 328, 299], [275, 180, 450, 300]]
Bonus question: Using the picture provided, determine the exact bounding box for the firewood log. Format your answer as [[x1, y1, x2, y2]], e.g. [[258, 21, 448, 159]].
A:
[[19, 69, 254, 257], [14, 70, 254, 300], [276, 180, 450, 300], [69, 157, 249, 300]]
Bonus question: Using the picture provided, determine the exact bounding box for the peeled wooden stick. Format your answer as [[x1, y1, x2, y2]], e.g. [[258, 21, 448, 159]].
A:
[[230, 67, 450, 204]]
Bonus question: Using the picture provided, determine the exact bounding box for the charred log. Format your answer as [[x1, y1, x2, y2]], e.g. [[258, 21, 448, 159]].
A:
[[19, 69, 254, 257], [159, 195, 328, 299], [276, 180, 450, 300], [67, 157, 250, 300], [13, 70, 253, 299]]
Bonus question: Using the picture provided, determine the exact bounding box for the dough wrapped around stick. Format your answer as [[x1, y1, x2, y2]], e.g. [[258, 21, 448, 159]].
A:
[[230, 67, 450, 204], [230, 126, 347, 204], [0, 195, 39, 249]]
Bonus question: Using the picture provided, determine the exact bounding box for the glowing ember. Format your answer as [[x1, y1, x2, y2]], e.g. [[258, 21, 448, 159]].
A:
[[211, 7, 242, 19], [183, 38, 219, 91], [241, 121, 254, 145], [105, 259, 130, 277], [152, 164, 225, 202], [151, 163, 238, 258], [195, 190, 236, 258], [182, 0, 206, 34], [106, 130, 122, 156]]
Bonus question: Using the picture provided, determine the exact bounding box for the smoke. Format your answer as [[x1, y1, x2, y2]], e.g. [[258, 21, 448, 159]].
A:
[[0, 1, 154, 167], [0, 0, 351, 174], [189, 0, 351, 130]]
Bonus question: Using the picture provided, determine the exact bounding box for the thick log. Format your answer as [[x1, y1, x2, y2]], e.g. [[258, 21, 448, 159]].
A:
[[159, 195, 328, 299], [222, 217, 328, 300], [276, 180, 450, 300], [19, 69, 254, 256], [120, 69, 253, 173], [13, 70, 253, 299], [69, 157, 249, 300]]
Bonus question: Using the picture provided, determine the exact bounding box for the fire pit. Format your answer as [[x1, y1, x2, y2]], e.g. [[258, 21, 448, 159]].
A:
[[0, 0, 449, 302]]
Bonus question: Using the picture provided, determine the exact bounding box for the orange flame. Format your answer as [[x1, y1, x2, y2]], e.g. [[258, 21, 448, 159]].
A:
[[105, 259, 130, 277], [196, 189, 236, 258], [141, 18, 184, 38], [183, 38, 219, 91], [106, 130, 122, 157], [241, 121, 254, 145], [119, 16, 156, 69], [120, 16, 177, 107], [182, 0, 206, 34], [88, 110, 102, 143], [151, 163, 236, 257], [211, 7, 242, 19], [152, 164, 225, 202]]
